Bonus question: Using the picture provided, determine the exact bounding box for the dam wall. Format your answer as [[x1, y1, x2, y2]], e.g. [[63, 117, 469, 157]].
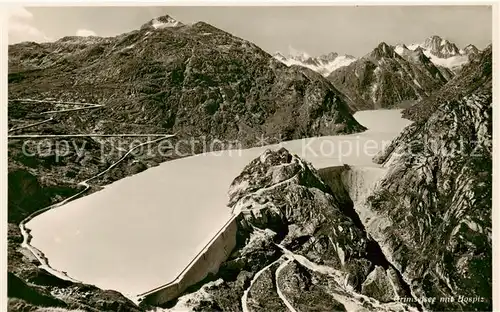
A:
[[139, 213, 239, 305], [318, 165, 387, 202], [338, 166, 387, 203]]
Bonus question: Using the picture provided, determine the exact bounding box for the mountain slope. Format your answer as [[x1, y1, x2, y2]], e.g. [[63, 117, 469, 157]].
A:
[[7, 15, 366, 312], [367, 46, 492, 311], [8, 14, 367, 220], [173, 44, 494, 312], [9, 16, 364, 146], [327, 42, 449, 109], [394, 44, 455, 80], [406, 35, 478, 71], [418, 35, 461, 58], [403, 45, 492, 121]]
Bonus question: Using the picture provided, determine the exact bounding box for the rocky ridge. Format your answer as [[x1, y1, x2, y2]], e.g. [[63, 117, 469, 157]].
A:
[[366, 46, 492, 311], [402, 45, 492, 122], [327, 42, 450, 109], [9, 15, 364, 145], [406, 35, 480, 72], [163, 148, 421, 312]]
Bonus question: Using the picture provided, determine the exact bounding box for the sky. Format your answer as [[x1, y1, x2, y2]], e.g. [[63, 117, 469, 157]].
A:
[[8, 5, 492, 57]]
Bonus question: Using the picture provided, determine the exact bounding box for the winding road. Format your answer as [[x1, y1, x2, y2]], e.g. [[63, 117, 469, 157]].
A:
[[241, 258, 283, 312], [274, 259, 298, 312]]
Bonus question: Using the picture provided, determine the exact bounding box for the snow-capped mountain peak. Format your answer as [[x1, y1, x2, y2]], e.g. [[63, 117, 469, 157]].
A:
[[287, 46, 312, 62], [273, 47, 357, 77], [318, 51, 339, 62], [463, 44, 480, 55], [394, 43, 409, 55], [413, 35, 460, 58], [404, 35, 479, 71], [141, 15, 183, 30], [369, 42, 397, 59], [272, 51, 287, 62]]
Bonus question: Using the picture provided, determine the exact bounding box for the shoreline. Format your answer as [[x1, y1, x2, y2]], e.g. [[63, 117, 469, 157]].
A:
[[17, 135, 176, 291]]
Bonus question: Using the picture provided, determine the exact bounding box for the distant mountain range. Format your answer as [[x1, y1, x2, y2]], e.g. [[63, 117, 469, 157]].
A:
[[327, 41, 450, 110], [274, 35, 481, 76], [403, 35, 479, 71], [273, 50, 357, 77], [273, 35, 482, 109]]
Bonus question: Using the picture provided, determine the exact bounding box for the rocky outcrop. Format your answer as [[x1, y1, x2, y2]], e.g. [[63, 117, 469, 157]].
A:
[[327, 42, 449, 109], [8, 227, 141, 312], [277, 261, 347, 311], [228, 149, 368, 267], [244, 261, 288, 311], [462, 44, 480, 56], [364, 47, 492, 311], [166, 148, 419, 311], [8, 15, 364, 147], [420, 35, 461, 58], [361, 266, 400, 303], [403, 45, 492, 122]]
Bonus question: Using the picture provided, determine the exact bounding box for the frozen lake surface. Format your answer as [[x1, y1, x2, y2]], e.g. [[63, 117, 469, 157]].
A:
[[26, 109, 412, 296]]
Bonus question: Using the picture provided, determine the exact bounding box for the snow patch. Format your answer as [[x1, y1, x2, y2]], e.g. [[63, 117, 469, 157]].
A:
[[407, 43, 421, 51], [336, 242, 346, 266], [273, 50, 356, 77], [371, 83, 379, 103], [151, 17, 180, 29], [394, 46, 405, 56], [406, 44, 469, 69], [413, 79, 422, 89], [422, 50, 469, 69]]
